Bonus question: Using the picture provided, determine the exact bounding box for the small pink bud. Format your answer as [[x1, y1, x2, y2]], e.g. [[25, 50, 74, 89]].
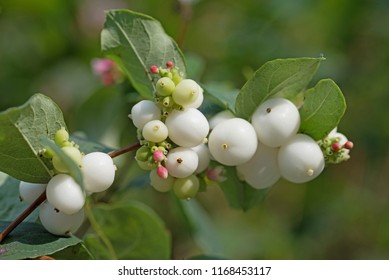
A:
[[331, 142, 341, 152], [157, 165, 169, 179], [91, 58, 114, 75], [344, 141, 354, 150], [153, 150, 165, 162], [166, 61, 174, 68], [206, 166, 227, 183], [150, 65, 159, 74]]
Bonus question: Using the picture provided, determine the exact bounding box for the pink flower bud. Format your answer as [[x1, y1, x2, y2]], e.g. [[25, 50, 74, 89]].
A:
[[91, 58, 114, 75], [157, 165, 169, 179], [150, 65, 159, 74], [153, 150, 165, 162], [344, 141, 354, 150], [166, 61, 174, 68], [331, 142, 341, 152], [206, 166, 227, 182]]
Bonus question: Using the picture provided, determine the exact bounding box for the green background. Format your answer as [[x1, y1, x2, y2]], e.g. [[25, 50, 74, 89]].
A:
[[1, 0, 389, 259]]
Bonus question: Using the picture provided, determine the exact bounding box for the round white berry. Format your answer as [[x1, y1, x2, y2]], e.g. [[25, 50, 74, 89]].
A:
[[278, 134, 325, 183], [81, 152, 116, 193], [208, 118, 257, 166], [185, 86, 204, 109], [165, 108, 209, 148], [39, 201, 84, 236], [191, 144, 211, 173], [165, 147, 199, 178], [130, 100, 161, 129], [46, 174, 85, 215], [149, 169, 175, 192], [236, 142, 280, 189], [172, 79, 200, 107], [209, 110, 235, 129], [19, 181, 46, 204], [251, 98, 300, 147], [142, 120, 169, 143]]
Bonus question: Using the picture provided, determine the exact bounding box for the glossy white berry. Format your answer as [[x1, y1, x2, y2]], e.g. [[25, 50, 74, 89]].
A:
[[251, 98, 300, 147], [46, 174, 85, 215], [191, 144, 211, 173], [39, 201, 84, 236], [278, 134, 325, 183], [19, 181, 46, 204], [142, 120, 168, 143], [130, 100, 161, 129], [236, 142, 280, 189], [172, 79, 200, 107], [186, 86, 204, 109], [208, 118, 257, 166], [165, 108, 209, 148], [165, 147, 199, 178], [149, 169, 175, 192], [209, 110, 235, 129], [81, 152, 116, 193]]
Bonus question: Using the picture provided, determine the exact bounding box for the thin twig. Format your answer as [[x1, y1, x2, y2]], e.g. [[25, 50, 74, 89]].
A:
[[0, 141, 141, 243]]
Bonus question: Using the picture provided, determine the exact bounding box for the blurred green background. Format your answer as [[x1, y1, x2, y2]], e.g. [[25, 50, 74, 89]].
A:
[[1, 0, 389, 259]]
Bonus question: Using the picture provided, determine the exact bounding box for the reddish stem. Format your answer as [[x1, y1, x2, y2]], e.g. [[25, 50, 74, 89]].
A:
[[0, 142, 141, 243]]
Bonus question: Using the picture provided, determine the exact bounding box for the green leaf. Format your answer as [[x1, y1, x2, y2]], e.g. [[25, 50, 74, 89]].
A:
[[71, 133, 114, 154], [84, 201, 171, 259], [0, 174, 38, 222], [178, 199, 222, 255], [235, 57, 324, 120], [0, 221, 82, 260], [202, 83, 239, 113], [101, 9, 186, 99], [0, 93, 66, 183], [299, 79, 347, 140], [220, 166, 270, 211], [40, 138, 84, 190]]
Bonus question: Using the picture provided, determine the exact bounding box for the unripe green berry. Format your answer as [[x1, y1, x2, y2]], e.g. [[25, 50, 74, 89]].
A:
[[52, 146, 82, 173], [172, 79, 200, 107], [173, 175, 200, 200], [142, 120, 168, 143], [54, 127, 69, 147], [156, 77, 175, 97], [135, 146, 151, 162]]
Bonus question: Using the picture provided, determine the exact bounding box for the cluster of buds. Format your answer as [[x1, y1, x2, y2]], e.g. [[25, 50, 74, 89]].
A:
[[91, 58, 122, 86], [318, 127, 354, 164]]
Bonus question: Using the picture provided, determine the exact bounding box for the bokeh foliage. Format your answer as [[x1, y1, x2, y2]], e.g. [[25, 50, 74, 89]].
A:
[[1, 0, 389, 259]]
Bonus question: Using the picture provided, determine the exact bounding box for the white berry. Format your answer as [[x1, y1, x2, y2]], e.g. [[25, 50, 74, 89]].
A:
[[165, 108, 209, 148], [278, 133, 325, 183], [19, 181, 46, 204], [39, 201, 84, 236], [185, 86, 204, 109], [81, 152, 116, 193], [208, 118, 257, 166], [236, 142, 280, 189], [142, 120, 169, 143], [251, 98, 300, 147], [130, 100, 161, 129], [46, 174, 85, 215], [165, 147, 199, 178], [209, 110, 235, 129], [191, 144, 211, 173]]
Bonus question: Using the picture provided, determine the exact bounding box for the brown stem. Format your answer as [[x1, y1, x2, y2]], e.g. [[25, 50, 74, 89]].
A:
[[0, 141, 141, 243], [0, 191, 47, 243]]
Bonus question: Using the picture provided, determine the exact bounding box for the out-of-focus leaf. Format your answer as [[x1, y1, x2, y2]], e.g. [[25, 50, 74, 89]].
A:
[[101, 9, 186, 99], [0, 221, 82, 260], [299, 79, 347, 140], [202, 83, 239, 113], [84, 200, 171, 259], [0, 93, 66, 183]]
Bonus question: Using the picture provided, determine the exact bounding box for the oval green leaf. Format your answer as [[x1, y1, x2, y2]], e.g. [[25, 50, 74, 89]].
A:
[[299, 79, 347, 140], [101, 9, 186, 99], [0, 94, 66, 183], [235, 57, 324, 120]]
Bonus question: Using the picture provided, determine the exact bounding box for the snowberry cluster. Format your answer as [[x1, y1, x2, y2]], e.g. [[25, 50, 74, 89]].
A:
[[130, 61, 210, 200], [208, 98, 353, 189], [19, 127, 117, 236]]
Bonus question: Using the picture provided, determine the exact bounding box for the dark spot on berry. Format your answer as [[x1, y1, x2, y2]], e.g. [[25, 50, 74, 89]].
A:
[[177, 158, 183, 164], [266, 108, 272, 113]]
